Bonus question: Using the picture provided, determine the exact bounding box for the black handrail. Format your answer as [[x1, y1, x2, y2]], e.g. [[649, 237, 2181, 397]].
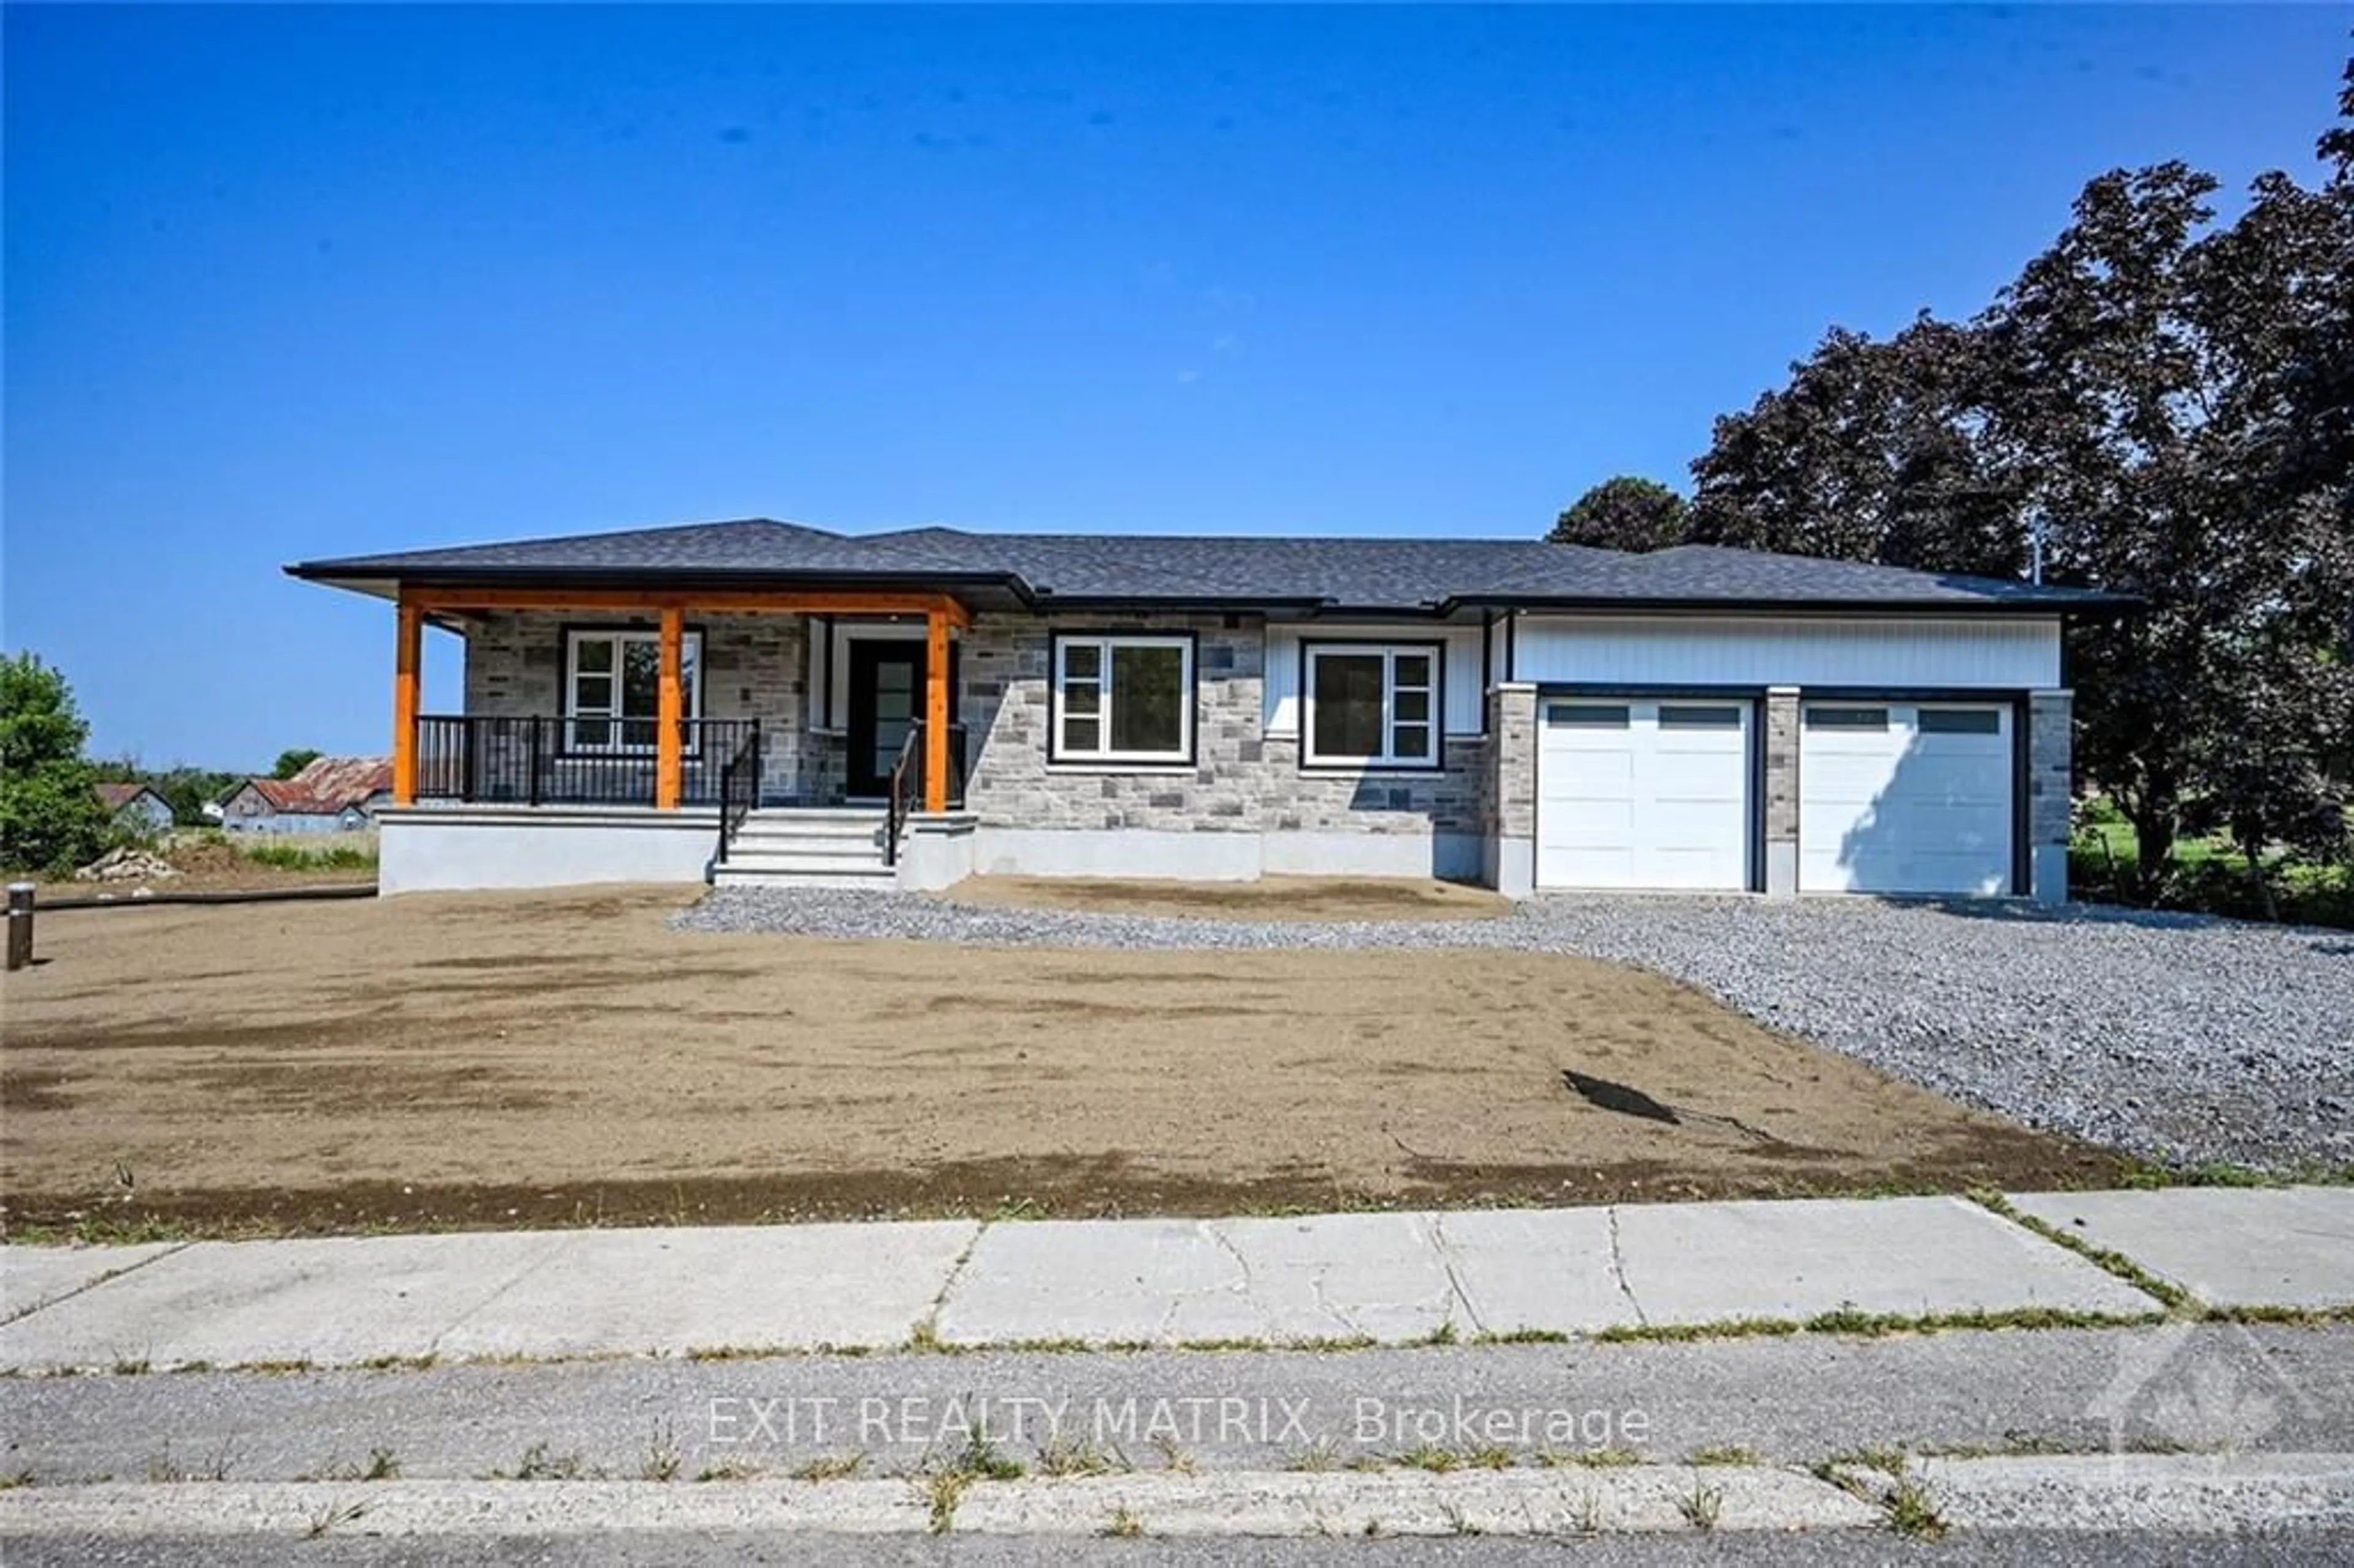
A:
[[883, 721, 970, 867], [884, 724, 923, 868], [715, 720, 763, 865]]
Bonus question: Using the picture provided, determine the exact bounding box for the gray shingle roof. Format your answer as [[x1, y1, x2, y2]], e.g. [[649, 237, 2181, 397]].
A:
[[288, 518, 2128, 615]]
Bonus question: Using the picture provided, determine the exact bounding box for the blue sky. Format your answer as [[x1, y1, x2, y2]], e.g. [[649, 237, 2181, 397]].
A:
[[4, 4, 2344, 767]]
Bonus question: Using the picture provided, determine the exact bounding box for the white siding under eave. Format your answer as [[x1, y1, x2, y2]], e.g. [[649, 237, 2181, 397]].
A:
[[1264, 622, 1487, 737], [1510, 614, 2062, 691]]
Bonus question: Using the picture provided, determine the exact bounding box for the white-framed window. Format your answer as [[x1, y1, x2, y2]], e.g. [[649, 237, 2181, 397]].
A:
[[1050, 633, 1195, 764], [564, 628, 703, 753], [1303, 644, 1441, 768]]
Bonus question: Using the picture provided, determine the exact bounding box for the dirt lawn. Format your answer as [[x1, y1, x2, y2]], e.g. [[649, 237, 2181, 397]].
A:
[[0, 888, 2123, 1236]]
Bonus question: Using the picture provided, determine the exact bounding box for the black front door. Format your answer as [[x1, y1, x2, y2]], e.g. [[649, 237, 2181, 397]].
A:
[[846, 641, 926, 798]]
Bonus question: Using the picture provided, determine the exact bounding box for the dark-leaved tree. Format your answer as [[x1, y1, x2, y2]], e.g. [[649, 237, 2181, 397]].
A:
[[1549, 476, 1691, 552], [1671, 69, 2354, 902]]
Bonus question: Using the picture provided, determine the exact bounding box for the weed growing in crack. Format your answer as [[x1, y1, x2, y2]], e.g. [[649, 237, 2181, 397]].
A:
[[1677, 1478, 1723, 1532], [1886, 1475, 1948, 1540]]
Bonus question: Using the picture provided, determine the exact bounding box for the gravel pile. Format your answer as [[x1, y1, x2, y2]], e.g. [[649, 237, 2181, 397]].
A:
[[677, 887, 2354, 1173]]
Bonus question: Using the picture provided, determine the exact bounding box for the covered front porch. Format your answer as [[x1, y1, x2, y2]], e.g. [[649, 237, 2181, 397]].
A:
[[387, 585, 973, 821]]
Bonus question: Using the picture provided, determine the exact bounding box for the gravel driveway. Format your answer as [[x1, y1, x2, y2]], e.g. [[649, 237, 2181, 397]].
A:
[[677, 888, 2354, 1174]]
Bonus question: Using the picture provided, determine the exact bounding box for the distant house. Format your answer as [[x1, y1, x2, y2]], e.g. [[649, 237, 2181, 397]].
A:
[[218, 756, 393, 835], [94, 782, 176, 837]]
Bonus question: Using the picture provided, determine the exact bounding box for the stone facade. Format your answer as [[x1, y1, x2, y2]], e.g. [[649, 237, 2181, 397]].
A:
[[461, 608, 1500, 853], [955, 610, 1489, 841], [1762, 686, 1801, 896], [2028, 688, 2074, 901]]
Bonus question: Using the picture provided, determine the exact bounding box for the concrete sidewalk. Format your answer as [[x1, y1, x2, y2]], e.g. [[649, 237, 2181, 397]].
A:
[[3, 1189, 2347, 1374]]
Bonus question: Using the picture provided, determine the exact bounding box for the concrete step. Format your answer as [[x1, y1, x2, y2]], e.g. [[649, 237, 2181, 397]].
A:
[[744, 807, 889, 825], [723, 835, 887, 862], [720, 809, 896, 886], [731, 821, 887, 847], [713, 863, 895, 891]]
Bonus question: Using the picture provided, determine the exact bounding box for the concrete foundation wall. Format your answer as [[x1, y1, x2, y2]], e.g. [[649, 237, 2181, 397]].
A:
[[894, 814, 979, 892], [966, 826, 1484, 883], [379, 807, 717, 894]]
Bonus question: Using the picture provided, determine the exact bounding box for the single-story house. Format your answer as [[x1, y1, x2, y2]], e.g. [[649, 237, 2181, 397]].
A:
[[286, 518, 2128, 900], [94, 782, 176, 837], [218, 756, 394, 834]]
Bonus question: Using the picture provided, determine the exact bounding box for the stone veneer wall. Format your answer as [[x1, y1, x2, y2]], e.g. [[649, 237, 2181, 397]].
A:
[[1762, 687, 1801, 896], [957, 611, 1491, 841], [2027, 688, 2073, 902], [462, 611, 817, 803]]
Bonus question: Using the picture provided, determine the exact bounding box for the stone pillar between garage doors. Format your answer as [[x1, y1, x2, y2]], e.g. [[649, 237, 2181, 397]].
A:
[[1485, 683, 1537, 898], [2027, 688, 2073, 904], [1764, 686, 1801, 897]]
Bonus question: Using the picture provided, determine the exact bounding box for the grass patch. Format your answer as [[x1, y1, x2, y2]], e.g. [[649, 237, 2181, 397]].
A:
[[240, 843, 377, 872], [304, 1500, 370, 1539], [2071, 813, 2353, 929], [1100, 1506, 1145, 1539], [1595, 1301, 2165, 1345], [695, 1459, 764, 1483], [487, 1442, 589, 1482], [1390, 1442, 1513, 1474], [1537, 1446, 1644, 1469], [1286, 1438, 1342, 1472], [2202, 1302, 2354, 1327], [1036, 1434, 1127, 1479], [639, 1421, 682, 1482], [1686, 1445, 1759, 1467], [1472, 1326, 1571, 1345], [923, 1469, 970, 1535], [1971, 1192, 2192, 1309], [791, 1452, 867, 1482], [1885, 1475, 1948, 1540]]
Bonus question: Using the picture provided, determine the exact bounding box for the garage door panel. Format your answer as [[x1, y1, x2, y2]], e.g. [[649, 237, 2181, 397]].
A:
[[1799, 702, 2012, 896], [1552, 802, 1638, 845], [1536, 697, 1753, 892]]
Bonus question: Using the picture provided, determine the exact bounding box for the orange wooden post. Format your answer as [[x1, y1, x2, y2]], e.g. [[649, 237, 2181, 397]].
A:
[[924, 606, 951, 813], [392, 599, 422, 805], [656, 606, 685, 809]]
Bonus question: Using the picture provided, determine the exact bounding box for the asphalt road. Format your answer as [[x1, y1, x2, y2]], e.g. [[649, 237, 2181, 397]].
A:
[[7, 1323, 2349, 1483], [7, 1325, 2348, 1563], [7, 1527, 2352, 1566]]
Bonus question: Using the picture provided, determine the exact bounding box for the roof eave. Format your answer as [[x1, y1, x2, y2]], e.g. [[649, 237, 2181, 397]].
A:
[[1445, 593, 2140, 620], [284, 561, 1038, 604]]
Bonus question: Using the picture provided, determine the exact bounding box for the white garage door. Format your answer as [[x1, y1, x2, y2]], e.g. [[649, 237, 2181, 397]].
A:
[[1799, 702, 2013, 895], [1536, 699, 1752, 890]]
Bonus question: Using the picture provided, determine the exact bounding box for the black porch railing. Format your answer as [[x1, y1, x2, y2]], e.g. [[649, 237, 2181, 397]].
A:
[[413, 715, 760, 807], [883, 721, 969, 867], [715, 723, 763, 862]]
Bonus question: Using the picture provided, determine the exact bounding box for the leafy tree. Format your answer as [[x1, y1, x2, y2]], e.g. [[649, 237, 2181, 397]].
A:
[[1993, 158, 2354, 896], [150, 767, 244, 826], [1549, 476, 1691, 552], [1677, 72, 2354, 902], [272, 747, 322, 779], [0, 653, 109, 873], [1688, 319, 2025, 577]]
